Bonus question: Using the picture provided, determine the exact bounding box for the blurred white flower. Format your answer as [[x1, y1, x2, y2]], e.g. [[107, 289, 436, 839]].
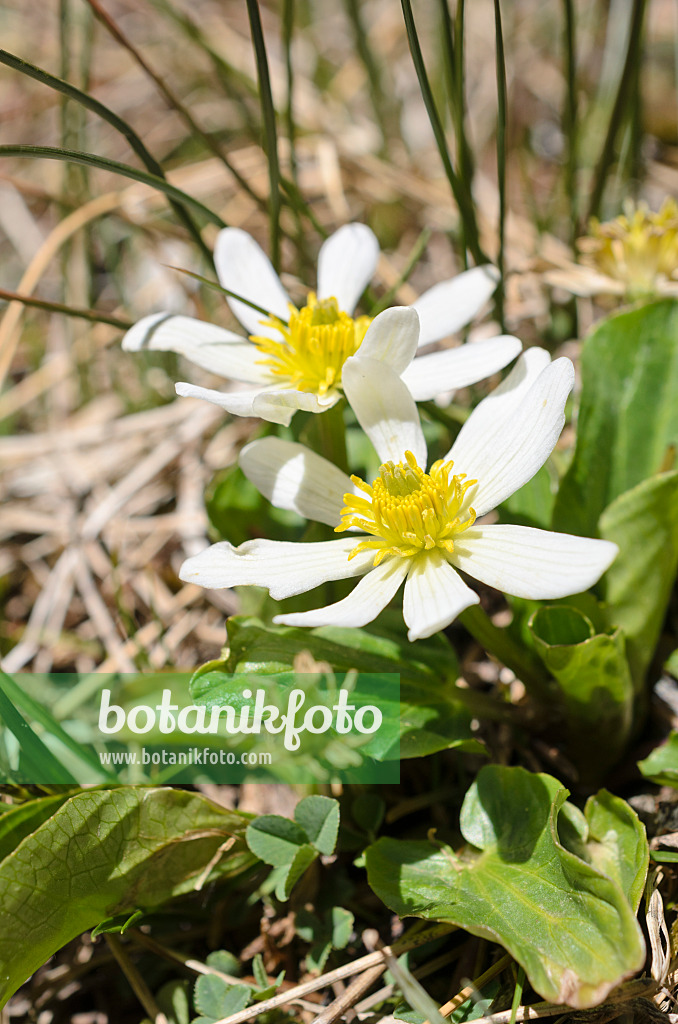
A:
[[180, 349, 618, 641], [123, 223, 520, 425]]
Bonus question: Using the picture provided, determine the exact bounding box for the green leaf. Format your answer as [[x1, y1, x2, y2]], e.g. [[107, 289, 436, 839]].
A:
[[638, 731, 678, 787], [499, 464, 555, 529], [252, 954, 268, 991], [194, 975, 251, 1021], [294, 796, 339, 855], [0, 674, 77, 783], [599, 470, 678, 686], [222, 617, 480, 759], [558, 791, 648, 912], [528, 606, 634, 779], [365, 765, 645, 1009], [206, 465, 303, 545], [553, 299, 678, 536], [296, 906, 354, 973], [90, 909, 144, 937], [156, 980, 191, 1024], [352, 793, 385, 836], [329, 905, 354, 948], [666, 649, 678, 679], [245, 815, 309, 866], [1, 669, 117, 780], [276, 843, 317, 901], [0, 788, 251, 1007], [224, 616, 455, 683], [581, 792, 648, 912], [206, 950, 241, 976], [248, 954, 283, 999], [0, 791, 77, 862]]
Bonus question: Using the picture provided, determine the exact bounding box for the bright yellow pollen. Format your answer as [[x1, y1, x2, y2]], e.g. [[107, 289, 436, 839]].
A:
[[578, 197, 678, 299], [336, 451, 477, 566], [249, 293, 372, 397]]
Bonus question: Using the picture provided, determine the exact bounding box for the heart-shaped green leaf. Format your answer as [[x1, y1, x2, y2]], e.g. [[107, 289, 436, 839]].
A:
[[558, 790, 648, 911], [366, 766, 645, 1009]]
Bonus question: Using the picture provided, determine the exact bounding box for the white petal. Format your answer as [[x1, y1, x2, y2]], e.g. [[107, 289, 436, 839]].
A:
[[175, 382, 338, 426], [403, 550, 479, 640], [317, 223, 380, 314], [274, 556, 408, 628], [412, 265, 499, 346], [342, 356, 427, 466], [355, 306, 420, 373], [122, 312, 270, 383], [214, 227, 291, 337], [400, 334, 522, 401], [452, 524, 619, 599], [543, 266, 624, 297], [253, 388, 340, 421], [445, 346, 551, 450], [175, 381, 277, 419], [448, 356, 574, 517], [179, 537, 375, 600], [239, 437, 351, 526]]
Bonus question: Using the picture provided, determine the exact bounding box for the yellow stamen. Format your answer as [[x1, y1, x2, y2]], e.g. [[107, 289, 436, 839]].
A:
[[336, 450, 477, 566], [250, 293, 372, 396], [578, 197, 678, 299]]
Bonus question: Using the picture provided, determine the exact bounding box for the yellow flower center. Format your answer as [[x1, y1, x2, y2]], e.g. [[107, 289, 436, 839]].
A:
[[249, 293, 372, 397], [336, 451, 477, 566], [579, 197, 678, 299]]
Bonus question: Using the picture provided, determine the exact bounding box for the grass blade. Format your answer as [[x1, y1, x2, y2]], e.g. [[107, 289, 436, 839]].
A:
[[586, 0, 647, 221], [0, 48, 214, 264], [82, 0, 267, 213], [400, 0, 485, 265], [0, 145, 226, 228], [370, 227, 431, 314], [0, 671, 77, 784], [0, 288, 132, 330], [282, 0, 298, 186], [165, 265, 288, 323], [343, 0, 392, 148], [438, 0, 474, 267], [562, 0, 578, 247], [246, 0, 282, 271], [0, 672, 116, 782]]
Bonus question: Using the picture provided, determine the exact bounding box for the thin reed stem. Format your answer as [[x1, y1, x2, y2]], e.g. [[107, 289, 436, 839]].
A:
[[83, 0, 267, 211], [493, 0, 507, 332], [0, 49, 214, 264], [561, 0, 578, 247], [400, 0, 485, 266], [586, 0, 647, 221], [246, 0, 282, 271]]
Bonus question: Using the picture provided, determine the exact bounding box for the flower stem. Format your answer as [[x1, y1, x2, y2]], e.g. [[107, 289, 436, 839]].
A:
[[460, 604, 549, 697], [310, 401, 349, 474]]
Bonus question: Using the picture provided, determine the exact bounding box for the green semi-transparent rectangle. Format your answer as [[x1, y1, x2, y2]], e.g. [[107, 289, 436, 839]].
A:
[[0, 669, 400, 784]]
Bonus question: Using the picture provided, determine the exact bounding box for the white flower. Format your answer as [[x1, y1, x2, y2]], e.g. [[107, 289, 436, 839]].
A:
[[123, 223, 521, 425], [179, 349, 618, 641]]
